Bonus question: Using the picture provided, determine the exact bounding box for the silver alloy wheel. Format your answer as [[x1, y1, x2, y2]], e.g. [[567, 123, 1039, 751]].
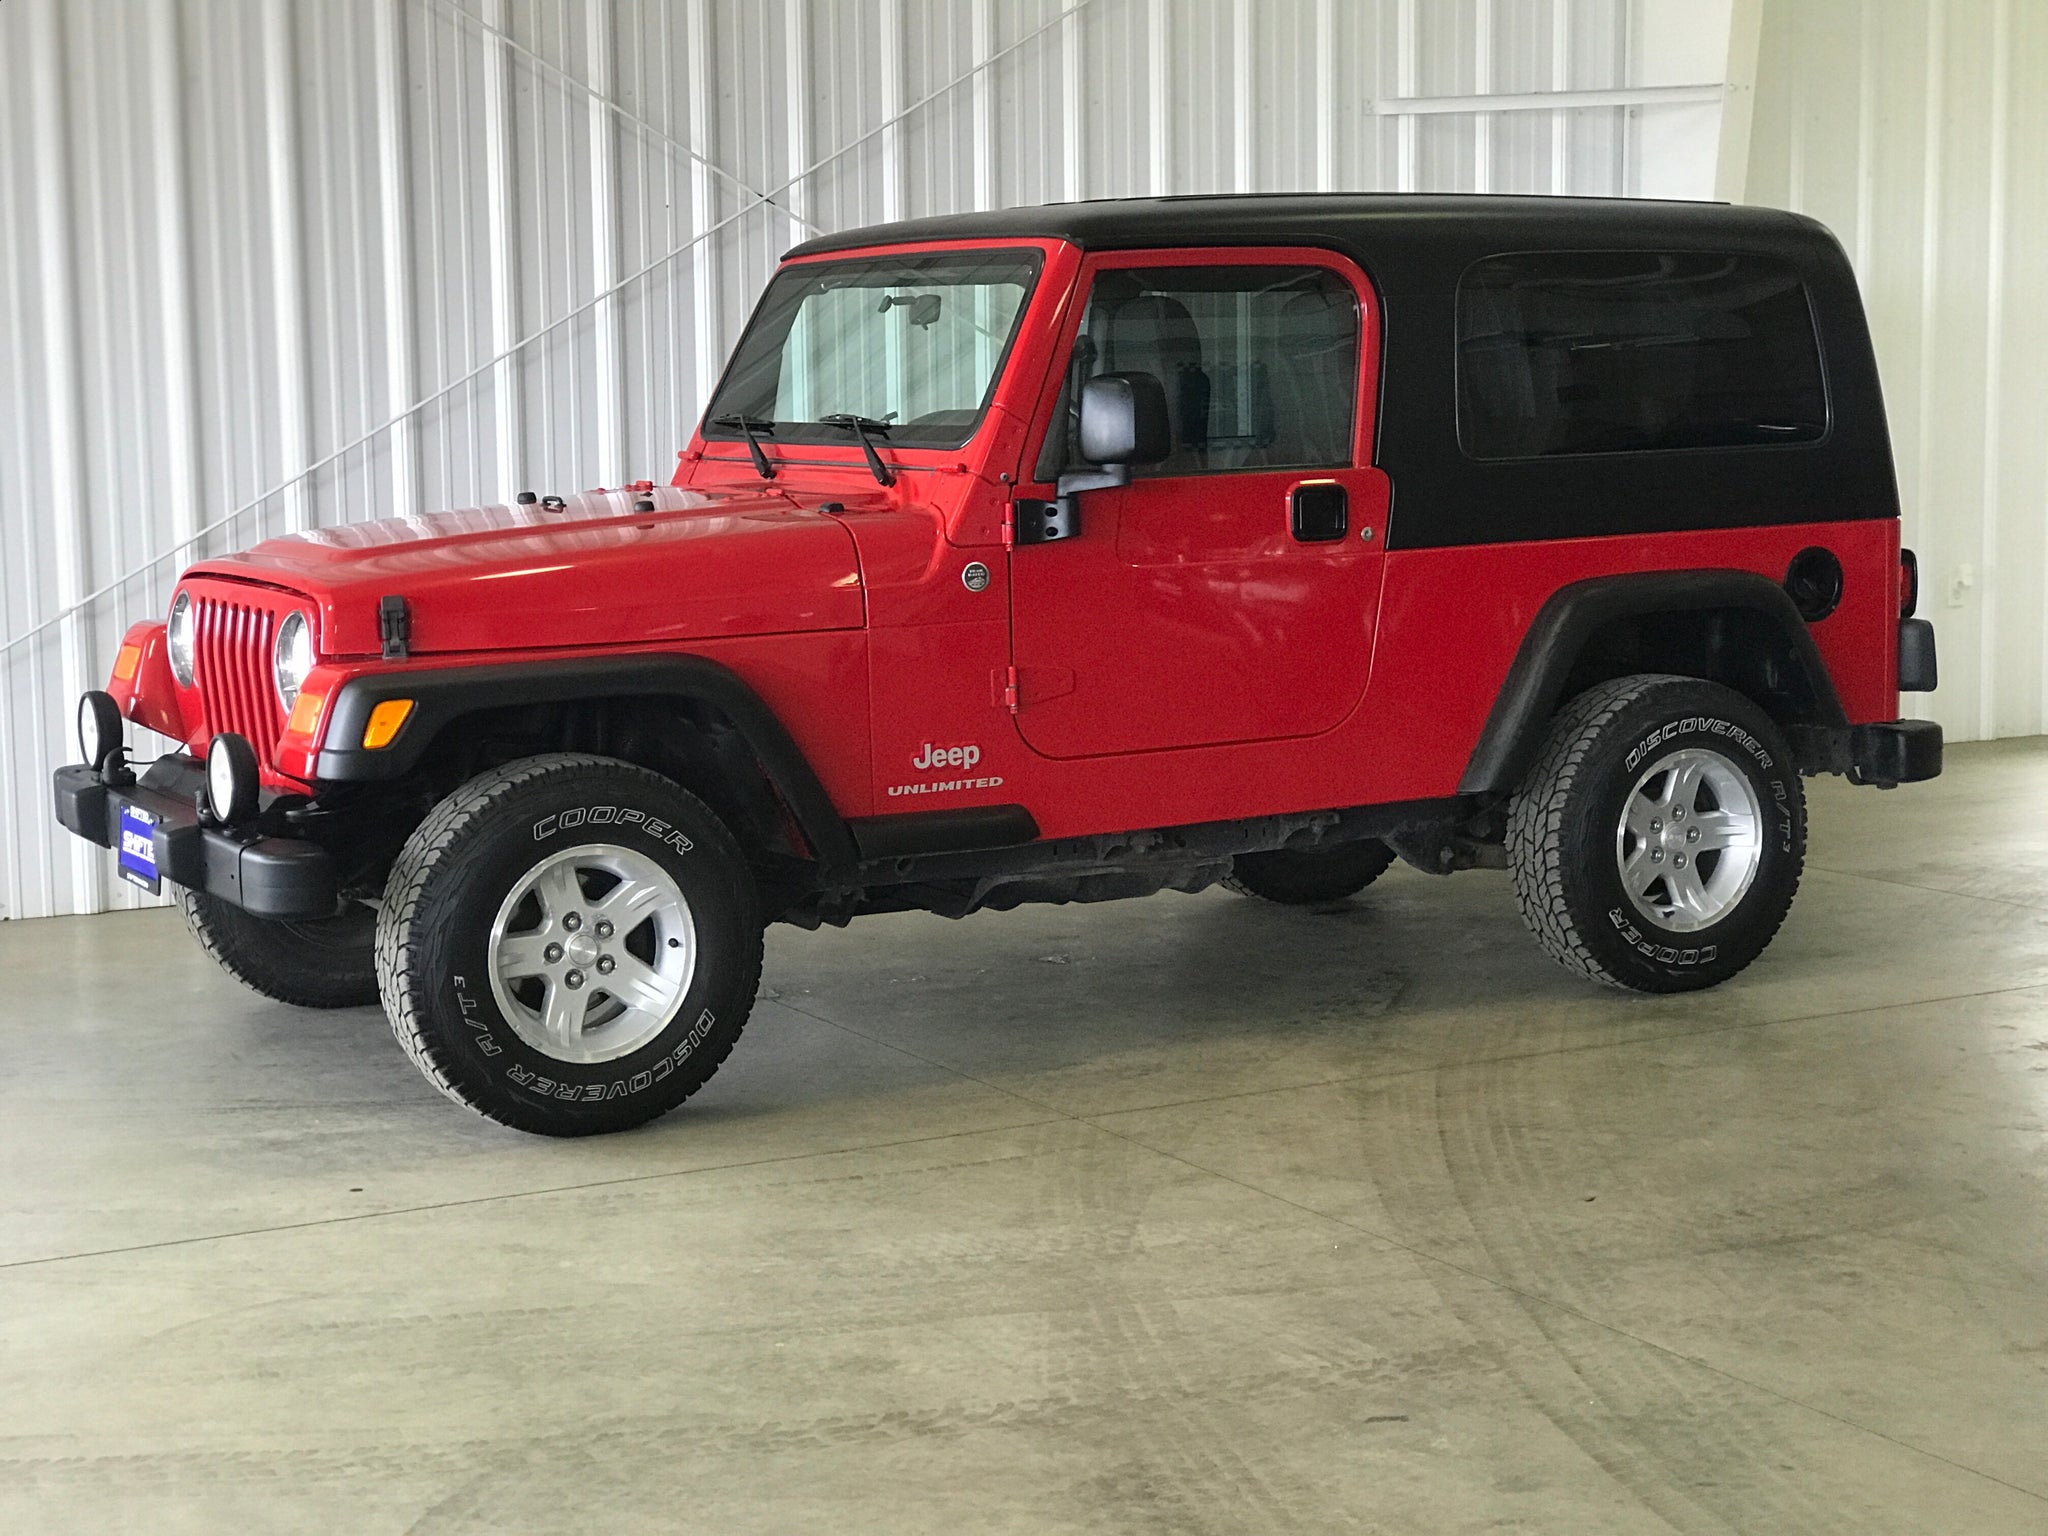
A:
[[1614, 746, 1764, 933], [487, 843, 697, 1064]]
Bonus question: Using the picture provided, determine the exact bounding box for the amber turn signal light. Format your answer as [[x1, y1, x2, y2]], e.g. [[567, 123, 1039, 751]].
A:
[[285, 688, 326, 738], [112, 644, 142, 683], [362, 698, 415, 749]]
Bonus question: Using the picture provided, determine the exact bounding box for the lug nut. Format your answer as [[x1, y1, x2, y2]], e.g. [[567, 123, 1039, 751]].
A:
[[1672, 806, 1685, 821], [1674, 854, 1688, 868], [562, 912, 582, 933], [1650, 850, 1664, 863], [565, 969, 585, 989], [543, 942, 563, 964], [1687, 827, 1700, 843], [1649, 818, 1662, 833], [594, 919, 613, 940], [596, 955, 616, 975]]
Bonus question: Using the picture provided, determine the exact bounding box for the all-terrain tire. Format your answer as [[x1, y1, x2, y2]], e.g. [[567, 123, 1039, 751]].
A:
[[181, 889, 380, 1008], [375, 754, 763, 1136], [1506, 674, 1805, 993], [1225, 839, 1397, 905]]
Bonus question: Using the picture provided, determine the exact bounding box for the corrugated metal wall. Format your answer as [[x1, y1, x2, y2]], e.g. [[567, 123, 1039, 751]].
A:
[[1747, 0, 2048, 747], [0, 0, 1738, 920]]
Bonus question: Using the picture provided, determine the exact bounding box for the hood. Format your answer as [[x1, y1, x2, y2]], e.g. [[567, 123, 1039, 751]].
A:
[[190, 486, 866, 656]]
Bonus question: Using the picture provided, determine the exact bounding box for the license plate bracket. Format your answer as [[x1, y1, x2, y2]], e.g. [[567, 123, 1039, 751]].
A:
[[117, 802, 161, 893]]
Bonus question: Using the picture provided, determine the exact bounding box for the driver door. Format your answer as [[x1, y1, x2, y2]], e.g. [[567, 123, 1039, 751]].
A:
[[1007, 249, 1387, 760]]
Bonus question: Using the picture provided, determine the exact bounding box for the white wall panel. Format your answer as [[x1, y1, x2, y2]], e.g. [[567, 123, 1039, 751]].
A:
[[1746, 0, 2048, 745], [0, 0, 1738, 919]]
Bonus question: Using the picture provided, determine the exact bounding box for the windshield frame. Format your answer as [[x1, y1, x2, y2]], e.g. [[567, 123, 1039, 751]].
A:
[[700, 243, 1049, 454]]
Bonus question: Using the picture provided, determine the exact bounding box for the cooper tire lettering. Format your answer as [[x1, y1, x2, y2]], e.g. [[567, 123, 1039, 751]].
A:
[[533, 807, 696, 852]]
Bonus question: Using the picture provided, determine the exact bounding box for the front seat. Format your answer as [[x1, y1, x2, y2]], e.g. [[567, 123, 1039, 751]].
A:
[[1100, 293, 1210, 473]]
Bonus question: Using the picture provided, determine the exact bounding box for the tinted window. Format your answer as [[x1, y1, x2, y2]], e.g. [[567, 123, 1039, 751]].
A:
[[1456, 252, 1827, 460], [1041, 264, 1359, 478], [705, 250, 1041, 450]]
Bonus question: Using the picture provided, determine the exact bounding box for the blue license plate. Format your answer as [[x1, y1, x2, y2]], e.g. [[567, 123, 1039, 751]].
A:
[[117, 802, 160, 890]]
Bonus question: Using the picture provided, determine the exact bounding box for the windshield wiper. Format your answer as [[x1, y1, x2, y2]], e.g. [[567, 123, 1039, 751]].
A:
[[818, 413, 896, 487], [709, 412, 777, 481]]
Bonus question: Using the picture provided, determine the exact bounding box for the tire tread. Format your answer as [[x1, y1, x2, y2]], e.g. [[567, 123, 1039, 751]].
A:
[[1223, 839, 1397, 905], [180, 888, 379, 1009]]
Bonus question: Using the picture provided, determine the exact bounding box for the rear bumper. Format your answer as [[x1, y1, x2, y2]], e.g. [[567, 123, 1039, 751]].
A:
[[1793, 616, 1942, 786], [53, 756, 339, 918], [1847, 718, 1943, 785], [1794, 718, 1943, 786]]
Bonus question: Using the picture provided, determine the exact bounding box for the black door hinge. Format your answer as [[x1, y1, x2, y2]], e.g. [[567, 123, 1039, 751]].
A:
[[379, 595, 411, 660], [1010, 497, 1079, 545]]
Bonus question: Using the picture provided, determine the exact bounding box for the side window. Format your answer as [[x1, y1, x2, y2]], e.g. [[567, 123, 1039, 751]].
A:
[[1456, 251, 1828, 460], [1037, 264, 1360, 480]]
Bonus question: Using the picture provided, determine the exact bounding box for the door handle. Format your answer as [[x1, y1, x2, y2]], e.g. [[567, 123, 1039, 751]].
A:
[[1290, 481, 1347, 542]]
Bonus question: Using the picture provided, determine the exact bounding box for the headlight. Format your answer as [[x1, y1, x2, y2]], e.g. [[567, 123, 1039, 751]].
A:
[[167, 591, 195, 687], [274, 610, 313, 710]]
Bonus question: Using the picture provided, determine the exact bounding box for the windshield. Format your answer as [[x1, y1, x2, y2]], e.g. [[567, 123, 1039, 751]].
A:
[[703, 249, 1043, 451]]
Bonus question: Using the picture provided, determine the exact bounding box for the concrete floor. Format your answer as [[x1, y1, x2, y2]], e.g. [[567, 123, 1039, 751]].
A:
[[3, 741, 2047, 1534]]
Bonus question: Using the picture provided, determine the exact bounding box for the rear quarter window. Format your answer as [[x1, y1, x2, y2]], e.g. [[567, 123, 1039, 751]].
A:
[[1456, 251, 1828, 460]]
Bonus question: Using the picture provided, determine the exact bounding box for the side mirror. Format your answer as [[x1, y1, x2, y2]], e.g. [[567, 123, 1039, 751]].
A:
[[1015, 372, 1173, 547], [1076, 372, 1171, 468]]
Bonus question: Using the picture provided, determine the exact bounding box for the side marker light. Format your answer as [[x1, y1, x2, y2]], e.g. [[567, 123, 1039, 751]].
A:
[[362, 699, 415, 750]]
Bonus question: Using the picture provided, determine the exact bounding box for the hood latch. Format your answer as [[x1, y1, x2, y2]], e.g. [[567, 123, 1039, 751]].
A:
[[379, 595, 412, 660]]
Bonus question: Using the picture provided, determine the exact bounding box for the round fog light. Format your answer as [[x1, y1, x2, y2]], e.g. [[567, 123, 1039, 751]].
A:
[[205, 733, 260, 824], [78, 691, 123, 772]]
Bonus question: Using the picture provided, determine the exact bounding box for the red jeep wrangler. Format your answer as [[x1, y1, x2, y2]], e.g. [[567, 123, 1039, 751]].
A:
[[56, 195, 1941, 1136]]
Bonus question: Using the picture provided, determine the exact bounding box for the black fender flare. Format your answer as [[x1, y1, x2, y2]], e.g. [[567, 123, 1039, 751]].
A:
[[1458, 570, 1848, 797], [315, 654, 859, 874]]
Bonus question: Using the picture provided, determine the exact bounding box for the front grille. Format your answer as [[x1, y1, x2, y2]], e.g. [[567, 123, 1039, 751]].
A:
[[193, 596, 283, 757]]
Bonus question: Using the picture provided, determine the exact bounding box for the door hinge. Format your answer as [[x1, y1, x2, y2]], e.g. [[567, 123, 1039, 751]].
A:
[[1002, 665, 1020, 713], [1009, 497, 1079, 545]]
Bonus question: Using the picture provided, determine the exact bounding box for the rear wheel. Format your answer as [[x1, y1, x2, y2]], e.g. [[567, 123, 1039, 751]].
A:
[[1507, 674, 1804, 992], [1226, 839, 1396, 905], [180, 889, 380, 1008], [375, 754, 762, 1136]]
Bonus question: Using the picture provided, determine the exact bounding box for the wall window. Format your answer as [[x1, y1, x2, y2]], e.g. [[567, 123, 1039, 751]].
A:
[[1456, 252, 1828, 460], [1043, 264, 1360, 478]]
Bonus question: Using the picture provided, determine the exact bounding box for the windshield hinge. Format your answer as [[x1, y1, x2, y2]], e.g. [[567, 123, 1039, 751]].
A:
[[379, 595, 411, 660]]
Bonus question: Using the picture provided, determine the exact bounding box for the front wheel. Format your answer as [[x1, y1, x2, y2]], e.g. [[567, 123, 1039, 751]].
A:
[[1507, 675, 1805, 992], [375, 754, 763, 1136]]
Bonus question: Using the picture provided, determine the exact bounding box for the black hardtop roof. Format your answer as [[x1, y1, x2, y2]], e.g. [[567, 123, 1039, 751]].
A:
[[785, 193, 1831, 269]]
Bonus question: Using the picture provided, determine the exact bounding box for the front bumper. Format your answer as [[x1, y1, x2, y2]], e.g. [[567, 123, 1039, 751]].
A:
[[53, 755, 339, 918]]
